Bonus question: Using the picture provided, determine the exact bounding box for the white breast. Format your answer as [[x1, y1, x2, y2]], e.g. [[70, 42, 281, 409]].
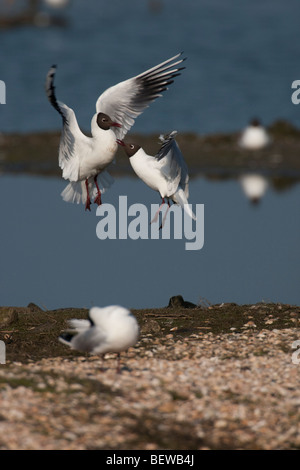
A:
[[79, 127, 117, 180], [130, 149, 170, 197]]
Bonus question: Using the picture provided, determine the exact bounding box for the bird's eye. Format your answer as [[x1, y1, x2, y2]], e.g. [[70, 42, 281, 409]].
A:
[[130, 144, 135, 149], [102, 117, 107, 122]]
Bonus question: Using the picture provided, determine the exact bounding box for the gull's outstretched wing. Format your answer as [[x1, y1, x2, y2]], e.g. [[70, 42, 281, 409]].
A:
[[46, 65, 91, 181], [96, 53, 186, 140]]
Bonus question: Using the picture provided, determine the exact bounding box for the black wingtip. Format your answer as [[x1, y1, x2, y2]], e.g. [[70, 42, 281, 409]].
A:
[[59, 332, 73, 343], [46, 65, 68, 125]]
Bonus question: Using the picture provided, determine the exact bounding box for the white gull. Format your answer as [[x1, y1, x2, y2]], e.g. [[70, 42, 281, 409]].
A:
[[59, 305, 139, 372], [239, 118, 271, 150], [117, 130, 196, 226]]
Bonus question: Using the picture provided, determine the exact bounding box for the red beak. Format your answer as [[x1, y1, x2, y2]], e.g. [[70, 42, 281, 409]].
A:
[[111, 122, 122, 128], [116, 139, 125, 146]]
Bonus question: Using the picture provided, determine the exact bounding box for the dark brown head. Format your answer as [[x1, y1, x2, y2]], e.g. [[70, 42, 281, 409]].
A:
[[117, 139, 141, 158], [97, 112, 121, 130], [250, 118, 261, 127]]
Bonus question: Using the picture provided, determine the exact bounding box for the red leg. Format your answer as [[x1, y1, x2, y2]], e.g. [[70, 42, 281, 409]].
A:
[[151, 197, 165, 224], [94, 175, 102, 206], [85, 178, 91, 211]]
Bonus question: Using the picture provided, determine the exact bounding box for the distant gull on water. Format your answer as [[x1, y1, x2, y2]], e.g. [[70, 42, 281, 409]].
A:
[[239, 118, 271, 150]]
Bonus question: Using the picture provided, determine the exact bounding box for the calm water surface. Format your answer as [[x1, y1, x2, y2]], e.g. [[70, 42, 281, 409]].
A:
[[1, 174, 299, 309], [1, 0, 300, 134], [0, 0, 299, 309]]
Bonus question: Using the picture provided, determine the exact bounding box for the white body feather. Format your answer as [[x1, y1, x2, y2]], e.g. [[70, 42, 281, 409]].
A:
[[128, 132, 196, 220], [59, 306, 139, 356], [239, 124, 270, 150]]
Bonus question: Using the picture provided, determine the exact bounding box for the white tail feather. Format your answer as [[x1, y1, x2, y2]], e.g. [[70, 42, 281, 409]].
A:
[[61, 171, 114, 205], [174, 188, 196, 220], [61, 181, 87, 204]]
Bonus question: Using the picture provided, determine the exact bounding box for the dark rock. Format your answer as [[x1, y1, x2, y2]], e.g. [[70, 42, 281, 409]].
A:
[[168, 295, 197, 309], [27, 302, 43, 312]]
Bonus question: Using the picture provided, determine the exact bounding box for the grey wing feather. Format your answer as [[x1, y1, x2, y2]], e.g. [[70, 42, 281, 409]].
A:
[[155, 131, 190, 197], [156, 130, 178, 160], [96, 53, 186, 140], [72, 328, 107, 353], [173, 140, 189, 198]]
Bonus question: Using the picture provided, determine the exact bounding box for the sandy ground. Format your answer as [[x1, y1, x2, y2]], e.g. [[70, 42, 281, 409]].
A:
[[0, 301, 299, 450]]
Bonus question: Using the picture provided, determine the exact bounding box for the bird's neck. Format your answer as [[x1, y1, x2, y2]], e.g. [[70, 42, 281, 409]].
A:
[[90, 113, 113, 139]]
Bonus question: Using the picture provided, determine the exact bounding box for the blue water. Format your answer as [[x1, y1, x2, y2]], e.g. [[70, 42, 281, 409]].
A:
[[1, 0, 300, 134], [0, 174, 299, 309], [0, 1, 299, 310]]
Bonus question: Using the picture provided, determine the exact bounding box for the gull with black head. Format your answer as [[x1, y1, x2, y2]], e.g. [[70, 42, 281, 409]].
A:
[[239, 118, 271, 150], [46, 53, 186, 210], [117, 130, 196, 227]]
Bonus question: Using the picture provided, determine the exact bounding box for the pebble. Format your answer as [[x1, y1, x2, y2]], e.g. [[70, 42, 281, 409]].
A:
[[0, 327, 299, 450]]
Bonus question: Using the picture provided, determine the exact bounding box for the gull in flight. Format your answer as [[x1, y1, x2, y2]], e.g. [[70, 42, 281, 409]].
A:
[[46, 53, 186, 210], [117, 130, 196, 227]]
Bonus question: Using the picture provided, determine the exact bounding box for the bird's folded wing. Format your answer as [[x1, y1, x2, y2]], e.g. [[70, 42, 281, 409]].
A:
[[46, 65, 91, 182], [156, 131, 190, 198], [156, 130, 178, 160], [68, 319, 91, 332], [173, 139, 189, 198], [72, 328, 107, 353], [153, 131, 180, 195], [95, 53, 186, 140]]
